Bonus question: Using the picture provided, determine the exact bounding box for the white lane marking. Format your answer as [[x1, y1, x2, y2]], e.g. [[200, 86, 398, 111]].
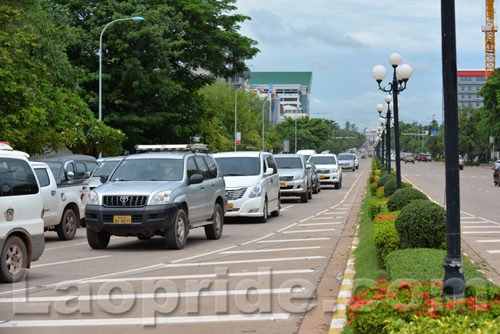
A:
[[32, 256, 112, 268], [1, 288, 305, 303], [282, 229, 336, 234], [280, 204, 295, 212], [220, 246, 321, 254], [0, 313, 291, 327], [44, 242, 89, 251], [487, 250, 500, 254], [462, 226, 500, 229], [476, 239, 500, 243], [163, 256, 325, 268], [257, 237, 331, 243], [461, 221, 499, 224], [312, 217, 336, 220], [83, 269, 315, 284], [463, 231, 500, 234], [298, 222, 341, 226]]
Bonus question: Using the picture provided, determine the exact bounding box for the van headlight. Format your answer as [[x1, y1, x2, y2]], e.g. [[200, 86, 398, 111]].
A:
[[150, 190, 173, 205], [87, 190, 99, 205], [249, 182, 263, 198]]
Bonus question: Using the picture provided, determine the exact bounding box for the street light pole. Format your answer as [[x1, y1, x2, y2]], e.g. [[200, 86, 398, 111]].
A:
[[372, 54, 413, 188], [262, 99, 269, 151], [98, 16, 144, 157], [234, 85, 245, 152]]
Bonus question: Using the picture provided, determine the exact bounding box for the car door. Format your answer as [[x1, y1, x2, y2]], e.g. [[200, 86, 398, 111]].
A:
[[264, 154, 279, 210], [194, 156, 213, 220], [186, 156, 204, 223], [33, 165, 59, 228]]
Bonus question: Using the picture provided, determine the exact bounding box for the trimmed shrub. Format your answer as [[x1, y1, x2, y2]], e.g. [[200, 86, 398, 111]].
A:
[[387, 187, 429, 211], [395, 200, 446, 249], [369, 182, 378, 195], [377, 173, 395, 188], [373, 215, 400, 263], [376, 186, 385, 199], [367, 199, 388, 220]]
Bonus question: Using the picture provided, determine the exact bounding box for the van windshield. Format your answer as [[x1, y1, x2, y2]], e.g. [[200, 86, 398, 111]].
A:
[[214, 157, 260, 176], [309, 156, 337, 165]]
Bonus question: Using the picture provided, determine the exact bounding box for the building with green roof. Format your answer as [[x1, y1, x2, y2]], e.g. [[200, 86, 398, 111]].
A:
[[249, 72, 313, 122]]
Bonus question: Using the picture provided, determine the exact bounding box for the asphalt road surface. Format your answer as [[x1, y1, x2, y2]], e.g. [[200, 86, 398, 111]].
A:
[[0, 159, 370, 334]]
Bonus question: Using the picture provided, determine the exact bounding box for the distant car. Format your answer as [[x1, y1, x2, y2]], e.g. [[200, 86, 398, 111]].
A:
[[417, 153, 428, 162], [310, 162, 321, 194], [404, 153, 415, 164], [426, 153, 432, 162], [308, 154, 342, 189], [337, 153, 356, 171], [30, 154, 97, 185], [459, 155, 464, 170], [274, 154, 313, 203], [296, 149, 317, 161]]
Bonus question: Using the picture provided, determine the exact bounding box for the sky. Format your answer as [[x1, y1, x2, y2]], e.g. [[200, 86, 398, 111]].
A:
[[233, 0, 488, 132]]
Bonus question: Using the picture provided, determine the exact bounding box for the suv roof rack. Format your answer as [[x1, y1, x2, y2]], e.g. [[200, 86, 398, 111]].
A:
[[135, 144, 210, 153]]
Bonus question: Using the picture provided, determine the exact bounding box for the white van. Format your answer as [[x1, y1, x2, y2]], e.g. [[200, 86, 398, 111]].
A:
[[213, 151, 280, 223], [0, 143, 44, 283]]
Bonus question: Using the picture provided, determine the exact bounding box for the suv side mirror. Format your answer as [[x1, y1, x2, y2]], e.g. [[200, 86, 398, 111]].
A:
[[66, 171, 75, 181], [189, 174, 203, 185], [84, 171, 91, 178], [100, 175, 108, 184], [265, 168, 274, 175]]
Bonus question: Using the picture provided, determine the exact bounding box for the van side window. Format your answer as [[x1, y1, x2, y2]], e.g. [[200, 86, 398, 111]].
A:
[[0, 158, 39, 196], [34, 168, 51, 187], [75, 162, 87, 179], [266, 155, 278, 174]]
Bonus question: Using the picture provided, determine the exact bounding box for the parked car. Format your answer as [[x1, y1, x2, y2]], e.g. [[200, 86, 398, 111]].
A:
[[85, 144, 226, 250], [31, 162, 89, 240], [337, 153, 356, 171], [308, 154, 342, 189], [86, 156, 126, 190], [213, 151, 280, 223], [274, 154, 313, 203], [310, 162, 321, 194], [0, 143, 44, 283], [30, 154, 97, 185], [296, 149, 317, 161], [459, 155, 464, 170]]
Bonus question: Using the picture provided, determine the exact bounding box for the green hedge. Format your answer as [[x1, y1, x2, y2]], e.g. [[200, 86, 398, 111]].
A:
[[373, 214, 400, 263], [367, 199, 388, 220], [387, 187, 429, 211]]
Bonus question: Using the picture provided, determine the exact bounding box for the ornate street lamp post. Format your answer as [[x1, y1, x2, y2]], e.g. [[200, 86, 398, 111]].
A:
[[372, 54, 413, 188]]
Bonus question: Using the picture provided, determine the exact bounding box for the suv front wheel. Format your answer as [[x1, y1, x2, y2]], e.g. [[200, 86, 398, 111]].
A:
[[205, 203, 223, 240], [166, 209, 188, 249], [87, 228, 110, 249]]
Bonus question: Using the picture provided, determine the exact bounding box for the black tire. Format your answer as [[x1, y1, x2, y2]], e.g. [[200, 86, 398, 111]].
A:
[[166, 209, 188, 249], [257, 200, 268, 223], [336, 179, 342, 189], [300, 191, 308, 203], [313, 183, 319, 194], [205, 203, 224, 240], [352, 167, 355, 171], [271, 196, 280, 217], [0, 236, 27, 283], [87, 228, 110, 249], [56, 208, 77, 241], [137, 236, 151, 240], [307, 186, 312, 199]]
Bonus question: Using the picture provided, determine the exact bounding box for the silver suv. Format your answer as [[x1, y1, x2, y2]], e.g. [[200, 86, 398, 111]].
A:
[[85, 144, 226, 250], [274, 154, 312, 203]]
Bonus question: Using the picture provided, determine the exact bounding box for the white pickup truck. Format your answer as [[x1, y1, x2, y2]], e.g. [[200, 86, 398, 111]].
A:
[[30, 162, 89, 240]]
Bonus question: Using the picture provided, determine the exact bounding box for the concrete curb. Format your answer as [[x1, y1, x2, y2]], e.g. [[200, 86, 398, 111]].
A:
[[328, 227, 359, 333]]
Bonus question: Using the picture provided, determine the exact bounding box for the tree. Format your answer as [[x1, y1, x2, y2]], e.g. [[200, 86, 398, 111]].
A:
[[478, 70, 500, 160], [44, 0, 259, 152], [276, 117, 337, 153], [0, 0, 124, 155], [458, 106, 488, 161]]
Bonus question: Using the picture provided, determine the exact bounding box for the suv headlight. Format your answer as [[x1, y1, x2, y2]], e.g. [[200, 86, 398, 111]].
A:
[[331, 168, 338, 173], [249, 181, 263, 198], [293, 174, 304, 181], [150, 190, 173, 205], [87, 190, 99, 205]]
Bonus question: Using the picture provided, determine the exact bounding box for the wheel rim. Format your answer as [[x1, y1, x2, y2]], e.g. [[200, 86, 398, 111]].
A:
[[263, 201, 268, 220], [65, 213, 76, 236], [214, 207, 222, 234], [176, 215, 186, 242], [6, 244, 23, 276]]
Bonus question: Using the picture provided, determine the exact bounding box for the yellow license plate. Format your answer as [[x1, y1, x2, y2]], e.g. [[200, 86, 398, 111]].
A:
[[227, 203, 233, 210], [113, 215, 131, 224], [280, 182, 286, 187], [320, 175, 325, 179]]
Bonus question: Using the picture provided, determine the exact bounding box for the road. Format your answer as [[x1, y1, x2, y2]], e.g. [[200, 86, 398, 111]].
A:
[[400, 159, 500, 285], [0, 159, 370, 334]]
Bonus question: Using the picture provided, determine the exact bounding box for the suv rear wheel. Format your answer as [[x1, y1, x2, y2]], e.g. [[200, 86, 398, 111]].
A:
[[0, 236, 27, 283], [56, 208, 77, 241], [205, 203, 223, 240], [166, 209, 188, 249]]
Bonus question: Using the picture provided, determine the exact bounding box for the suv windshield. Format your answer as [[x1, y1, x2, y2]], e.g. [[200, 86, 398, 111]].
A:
[[214, 157, 260, 176], [309, 156, 337, 165], [275, 157, 303, 169], [338, 154, 353, 160], [111, 159, 183, 181], [93, 160, 122, 177]]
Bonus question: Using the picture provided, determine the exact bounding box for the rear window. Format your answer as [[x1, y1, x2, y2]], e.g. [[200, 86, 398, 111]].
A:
[[275, 157, 303, 169], [0, 158, 39, 196], [309, 156, 337, 165], [215, 157, 260, 176]]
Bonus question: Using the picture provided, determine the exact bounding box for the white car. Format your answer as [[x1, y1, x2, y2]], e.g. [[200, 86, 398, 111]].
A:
[[213, 151, 280, 223], [308, 154, 342, 189], [0, 143, 45, 283]]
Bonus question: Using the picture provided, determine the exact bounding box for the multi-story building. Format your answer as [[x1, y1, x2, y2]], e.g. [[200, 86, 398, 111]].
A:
[[249, 72, 313, 124], [457, 70, 486, 109]]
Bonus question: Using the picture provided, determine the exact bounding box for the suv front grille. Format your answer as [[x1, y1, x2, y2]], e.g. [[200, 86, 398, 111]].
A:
[[279, 176, 294, 181], [317, 169, 330, 174], [226, 188, 247, 201], [103, 195, 148, 207]]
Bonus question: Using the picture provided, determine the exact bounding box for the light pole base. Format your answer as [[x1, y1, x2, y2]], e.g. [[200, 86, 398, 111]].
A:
[[443, 257, 466, 299]]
